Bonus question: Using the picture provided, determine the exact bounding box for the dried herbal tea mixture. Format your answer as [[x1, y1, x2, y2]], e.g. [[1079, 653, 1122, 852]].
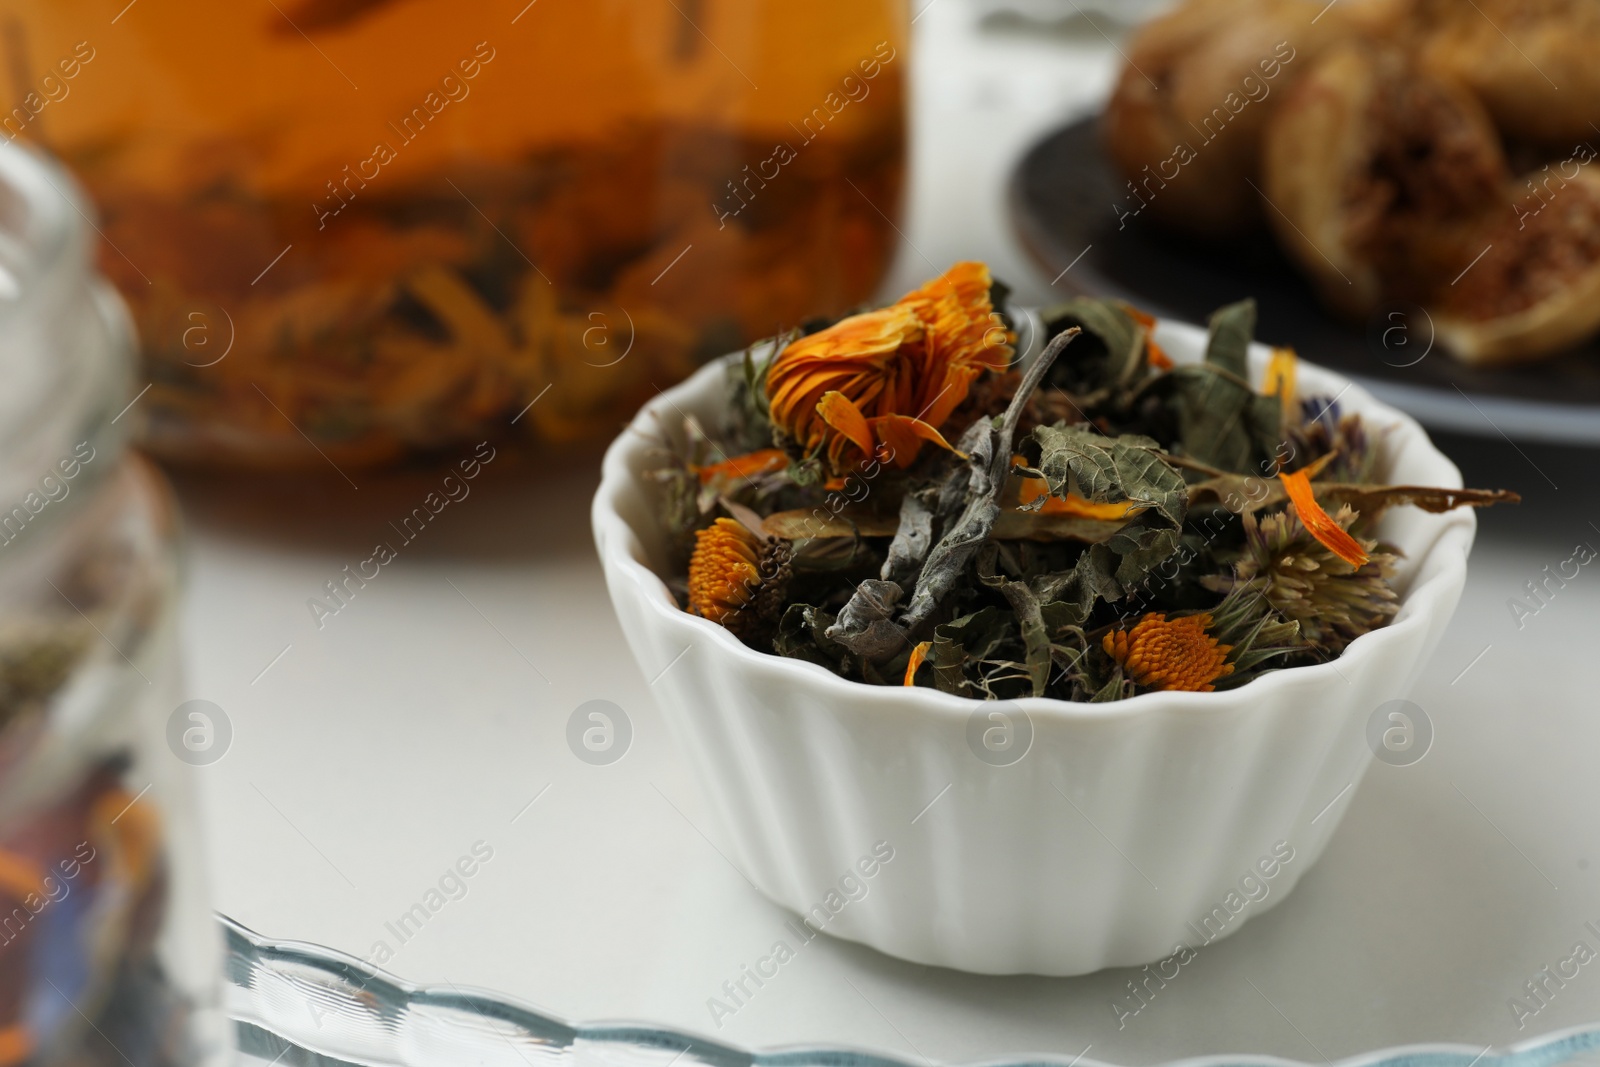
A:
[[0, 542, 190, 1063], [652, 262, 1516, 702]]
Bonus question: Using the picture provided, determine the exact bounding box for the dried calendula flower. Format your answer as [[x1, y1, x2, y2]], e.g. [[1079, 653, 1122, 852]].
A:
[[1103, 612, 1235, 693], [687, 518, 792, 643], [765, 261, 1012, 474]]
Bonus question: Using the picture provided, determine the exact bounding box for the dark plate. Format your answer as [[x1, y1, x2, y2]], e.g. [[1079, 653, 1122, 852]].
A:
[[1009, 116, 1600, 445]]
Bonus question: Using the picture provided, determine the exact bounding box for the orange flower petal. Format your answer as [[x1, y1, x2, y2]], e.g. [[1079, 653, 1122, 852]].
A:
[[1120, 302, 1158, 333], [898, 262, 1014, 376], [767, 370, 830, 420], [1279, 469, 1370, 567], [1262, 347, 1297, 399], [1035, 495, 1141, 520], [1015, 468, 1048, 509], [1014, 470, 1140, 519], [904, 640, 932, 686], [817, 391, 876, 458], [1300, 449, 1338, 480], [692, 448, 788, 484], [918, 363, 985, 429], [1117, 301, 1172, 369], [780, 306, 918, 364], [871, 413, 962, 467], [898, 261, 995, 318]]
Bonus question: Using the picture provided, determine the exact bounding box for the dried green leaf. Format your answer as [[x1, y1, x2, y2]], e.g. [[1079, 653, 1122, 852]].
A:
[[1041, 601, 1091, 638], [727, 339, 783, 453], [1090, 669, 1132, 703], [931, 607, 1012, 697], [882, 487, 937, 589], [1031, 542, 1124, 624], [899, 329, 1081, 634], [1026, 424, 1188, 528], [1105, 521, 1183, 587], [825, 579, 907, 660], [1040, 298, 1143, 396], [773, 604, 850, 671], [1157, 378, 1280, 478], [978, 554, 1051, 697], [1204, 298, 1255, 380]]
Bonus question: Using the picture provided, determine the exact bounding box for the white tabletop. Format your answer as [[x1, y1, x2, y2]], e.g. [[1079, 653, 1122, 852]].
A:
[[178, 6, 1600, 1064]]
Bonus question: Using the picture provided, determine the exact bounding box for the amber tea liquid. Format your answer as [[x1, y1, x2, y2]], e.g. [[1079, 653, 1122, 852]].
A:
[[1, 0, 907, 468]]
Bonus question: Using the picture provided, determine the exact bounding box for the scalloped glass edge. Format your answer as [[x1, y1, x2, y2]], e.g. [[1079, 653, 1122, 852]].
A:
[[220, 914, 1600, 1067]]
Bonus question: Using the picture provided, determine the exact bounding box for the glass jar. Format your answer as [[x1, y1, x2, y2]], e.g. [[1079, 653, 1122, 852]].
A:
[[0, 0, 908, 469], [0, 143, 226, 1066]]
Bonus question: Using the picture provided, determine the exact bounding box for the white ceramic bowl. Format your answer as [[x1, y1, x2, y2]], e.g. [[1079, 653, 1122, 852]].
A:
[[592, 318, 1476, 976]]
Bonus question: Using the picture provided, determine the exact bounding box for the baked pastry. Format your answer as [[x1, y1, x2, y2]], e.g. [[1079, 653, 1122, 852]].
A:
[[1103, 0, 1406, 238], [1262, 41, 1600, 365], [1433, 168, 1600, 364], [1416, 0, 1600, 148], [1107, 0, 1600, 364], [1260, 44, 1507, 316]]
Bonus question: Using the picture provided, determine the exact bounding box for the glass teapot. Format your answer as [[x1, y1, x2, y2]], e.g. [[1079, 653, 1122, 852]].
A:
[[0, 0, 907, 469]]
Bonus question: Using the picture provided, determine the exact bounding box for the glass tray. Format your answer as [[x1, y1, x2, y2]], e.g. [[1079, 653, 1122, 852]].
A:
[[224, 914, 1600, 1067]]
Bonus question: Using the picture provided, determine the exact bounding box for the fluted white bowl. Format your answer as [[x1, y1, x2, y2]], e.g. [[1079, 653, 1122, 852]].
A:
[[592, 318, 1475, 976]]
